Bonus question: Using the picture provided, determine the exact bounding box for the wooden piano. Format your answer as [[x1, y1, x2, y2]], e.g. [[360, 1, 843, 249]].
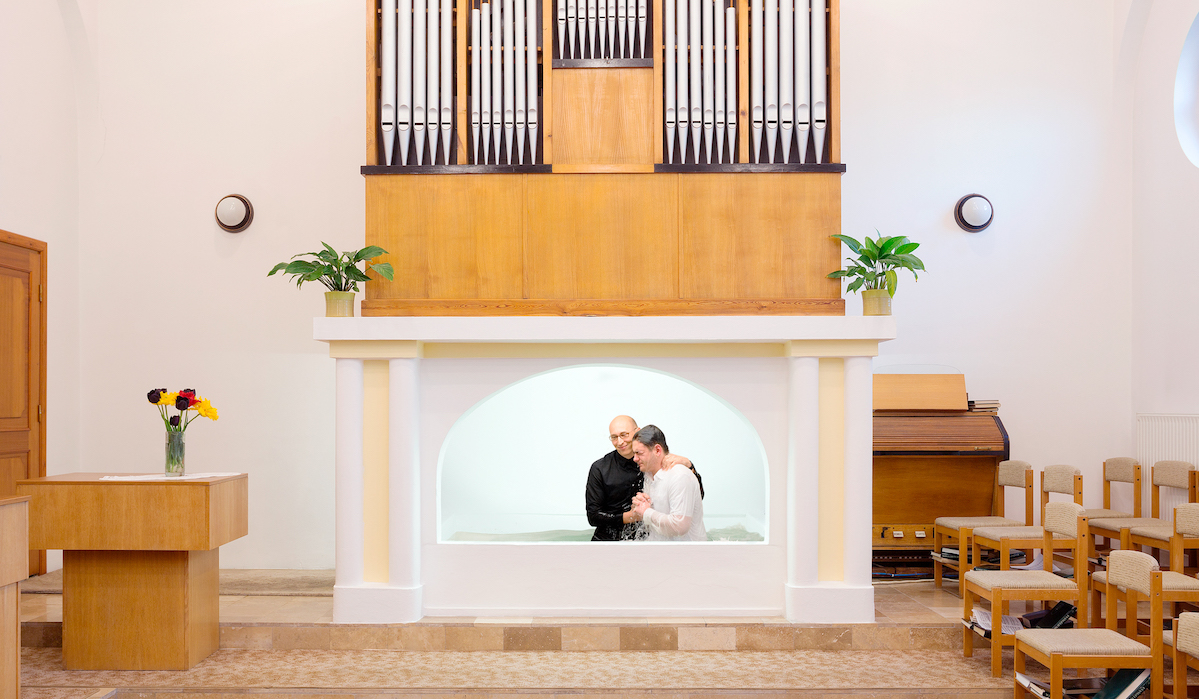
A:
[[872, 374, 1010, 554]]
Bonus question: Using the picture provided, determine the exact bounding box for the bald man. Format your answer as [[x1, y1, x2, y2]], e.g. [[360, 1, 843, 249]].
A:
[[585, 415, 702, 541]]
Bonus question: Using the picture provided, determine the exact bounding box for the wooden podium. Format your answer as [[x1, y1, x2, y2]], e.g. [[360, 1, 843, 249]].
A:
[[16, 473, 247, 670], [1, 496, 29, 699]]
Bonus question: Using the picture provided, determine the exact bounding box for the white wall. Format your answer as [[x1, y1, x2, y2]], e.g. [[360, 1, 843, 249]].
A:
[[841, 1, 1136, 519], [7, 0, 1193, 567]]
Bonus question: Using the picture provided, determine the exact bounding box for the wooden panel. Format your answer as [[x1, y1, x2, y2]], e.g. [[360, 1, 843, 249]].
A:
[[363, 297, 844, 315], [0, 498, 28, 587], [18, 474, 248, 551], [873, 415, 1006, 453], [366, 175, 525, 299], [0, 268, 29, 427], [63, 549, 218, 670], [525, 173, 678, 298], [0, 457, 25, 499], [0, 584, 17, 699], [678, 173, 841, 298], [873, 455, 999, 524], [552, 68, 654, 165], [541, 0, 554, 163], [873, 374, 968, 412]]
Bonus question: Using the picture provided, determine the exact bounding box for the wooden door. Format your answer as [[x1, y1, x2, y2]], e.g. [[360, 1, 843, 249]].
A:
[[0, 230, 46, 575]]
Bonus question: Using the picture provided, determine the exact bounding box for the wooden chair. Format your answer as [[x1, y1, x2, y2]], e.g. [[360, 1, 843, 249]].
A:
[[1084, 457, 1141, 532], [963, 502, 1088, 678], [1014, 548, 1162, 699], [1169, 611, 1199, 699], [1089, 460, 1198, 565], [971, 465, 1083, 573], [935, 459, 1034, 598]]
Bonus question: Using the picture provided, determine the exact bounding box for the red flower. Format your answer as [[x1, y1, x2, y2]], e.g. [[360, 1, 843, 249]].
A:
[[179, 389, 199, 407]]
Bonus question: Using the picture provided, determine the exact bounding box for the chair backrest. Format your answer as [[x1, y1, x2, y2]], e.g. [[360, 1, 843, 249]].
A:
[[1152, 460, 1198, 518], [1177, 612, 1199, 657], [1103, 457, 1141, 516], [1107, 549, 1160, 597], [1043, 501, 1086, 538], [1176, 503, 1199, 538], [997, 459, 1034, 525], [1041, 465, 1083, 521]]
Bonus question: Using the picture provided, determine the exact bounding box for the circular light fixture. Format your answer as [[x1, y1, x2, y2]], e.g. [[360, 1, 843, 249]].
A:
[[215, 194, 253, 233], [954, 194, 993, 232]]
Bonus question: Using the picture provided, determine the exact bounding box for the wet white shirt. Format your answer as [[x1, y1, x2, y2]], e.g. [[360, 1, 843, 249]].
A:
[[643, 464, 706, 541]]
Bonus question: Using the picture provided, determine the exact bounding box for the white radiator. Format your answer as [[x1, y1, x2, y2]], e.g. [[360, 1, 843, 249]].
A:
[[1138, 414, 1199, 522]]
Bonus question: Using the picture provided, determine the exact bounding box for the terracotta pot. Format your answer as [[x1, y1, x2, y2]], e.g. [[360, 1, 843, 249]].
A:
[[325, 291, 356, 317], [861, 289, 892, 316]]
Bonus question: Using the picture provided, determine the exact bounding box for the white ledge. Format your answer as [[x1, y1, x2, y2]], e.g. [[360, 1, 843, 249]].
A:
[[313, 315, 897, 344]]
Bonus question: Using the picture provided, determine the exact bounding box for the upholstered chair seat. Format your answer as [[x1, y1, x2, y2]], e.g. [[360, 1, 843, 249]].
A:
[[963, 569, 1075, 591], [1014, 628, 1150, 657]]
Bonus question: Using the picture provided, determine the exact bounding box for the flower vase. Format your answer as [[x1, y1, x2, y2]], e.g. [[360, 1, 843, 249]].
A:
[[165, 430, 186, 477]]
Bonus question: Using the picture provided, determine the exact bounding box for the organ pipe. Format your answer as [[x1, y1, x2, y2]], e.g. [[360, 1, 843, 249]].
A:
[[725, 5, 736, 161], [441, 0, 453, 163], [607, 0, 616, 57], [794, 0, 809, 163], [688, 0, 700, 163], [515, 0, 527, 163], [481, 2, 492, 162], [702, 0, 714, 163], [638, 0, 647, 57], [381, 0, 397, 166], [778, 0, 792, 163], [750, 0, 762, 162], [764, 0, 777, 163], [413, 0, 427, 165], [427, 0, 440, 163], [675, 0, 688, 161], [471, 8, 481, 163], [617, 0, 627, 57], [526, 0, 539, 163], [492, 0, 503, 162], [598, 0, 608, 56], [810, 0, 826, 163], [398, 0, 413, 165], [558, 0, 567, 58], [567, 0, 577, 58], [504, 0, 516, 163], [587, 0, 597, 58], [713, 0, 724, 163], [664, 0, 676, 163]]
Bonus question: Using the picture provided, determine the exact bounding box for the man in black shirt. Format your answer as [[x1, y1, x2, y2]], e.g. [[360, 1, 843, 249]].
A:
[[585, 415, 701, 541]]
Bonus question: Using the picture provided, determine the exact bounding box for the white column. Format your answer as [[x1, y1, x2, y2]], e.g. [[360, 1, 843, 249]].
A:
[[388, 357, 423, 621], [333, 359, 365, 613], [784, 356, 819, 618], [843, 356, 874, 589]]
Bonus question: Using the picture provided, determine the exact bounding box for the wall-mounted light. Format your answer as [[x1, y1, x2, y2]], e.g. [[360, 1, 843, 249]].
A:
[[215, 194, 254, 233], [954, 194, 993, 232]]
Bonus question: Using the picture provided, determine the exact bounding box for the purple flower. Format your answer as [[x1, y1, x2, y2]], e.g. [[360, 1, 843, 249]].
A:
[[169, 415, 180, 427], [147, 389, 163, 404], [175, 396, 190, 411]]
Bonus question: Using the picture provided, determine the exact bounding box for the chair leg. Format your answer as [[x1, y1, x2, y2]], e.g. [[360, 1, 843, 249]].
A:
[[963, 586, 974, 658], [934, 528, 944, 589], [1014, 645, 1026, 699], [1050, 653, 1064, 699], [1126, 589, 1140, 641], [1173, 645, 1186, 699], [960, 527, 972, 599], [1107, 581, 1119, 632], [1092, 582, 1103, 628], [991, 587, 1004, 677]]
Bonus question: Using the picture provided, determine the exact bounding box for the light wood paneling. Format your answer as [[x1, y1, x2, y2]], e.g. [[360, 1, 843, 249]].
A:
[[366, 175, 525, 299], [873, 455, 998, 524], [362, 297, 844, 315], [678, 173, 841, 298], [63, 549, 218, 670], [525, 174, 677, 299], [0, 584, 17, 699], [873, 374, 968, 412], [552, 69, 654, 165], [873, 415, 1006, 453], [0, 271, 26, 423], [0, 498, 28, 587], [17, 473, 248, 551], [541, 0, 554, 163]]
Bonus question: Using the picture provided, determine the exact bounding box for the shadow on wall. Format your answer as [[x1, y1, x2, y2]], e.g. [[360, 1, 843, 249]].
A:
[[437, 364, 769, 542]]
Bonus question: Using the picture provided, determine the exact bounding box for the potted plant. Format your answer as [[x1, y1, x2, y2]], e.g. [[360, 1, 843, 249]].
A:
[[826, 231, 925, 316], [268, 243, 395, 317]]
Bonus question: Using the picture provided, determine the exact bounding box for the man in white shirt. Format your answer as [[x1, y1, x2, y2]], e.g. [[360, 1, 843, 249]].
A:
[[629, 425, 706, 541]]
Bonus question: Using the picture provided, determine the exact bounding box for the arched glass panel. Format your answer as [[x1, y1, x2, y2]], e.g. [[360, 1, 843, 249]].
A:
[[1176, 12, 1199, 167]]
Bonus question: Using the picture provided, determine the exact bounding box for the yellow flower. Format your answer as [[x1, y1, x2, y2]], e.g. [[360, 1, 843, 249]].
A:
[[196, 399, 219, 421], [158, 392, 178, 406]]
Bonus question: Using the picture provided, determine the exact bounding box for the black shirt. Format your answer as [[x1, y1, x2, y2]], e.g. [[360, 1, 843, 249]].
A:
[[584, 450, 705, 541], [585, 450, 643, 541]]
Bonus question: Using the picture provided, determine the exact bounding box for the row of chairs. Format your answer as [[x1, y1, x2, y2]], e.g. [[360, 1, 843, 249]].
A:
[[962, 500, 1199, 698]]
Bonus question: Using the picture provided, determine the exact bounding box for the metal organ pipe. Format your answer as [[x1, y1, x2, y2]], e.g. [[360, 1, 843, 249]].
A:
[[427, 0, 440, 163], [688, 0, 700, 163], [504, 0, 516, 163], [794, 0, 809, 163], [480, 3, 491, 162], [491, 0, 502, 162], [413, 0, 427, 165], [381, 0, 397, 166], [597, 0, 608, 56], [750, 0, 762, 162], [527, 0, 538, 163], [607, 0, 616, 57], [471, 8, 481, 163], [441, 0, 453, 163], [764, 0, 777, 163], [558, 0, 567, 58], [702, 0, 714, 163], [778, 0, 792, 162], [726, 5, 736, 161], [810, 0, 826, 163], [587, 0, 597, 57], [567, 0, 577, 58], [712, 0, 724, 163], [675, 0, 688, 161], [664, 0, 675, 163], [398, 0, 414, 165], [515, 0, 527, 163], [617, 0, 626, 56], [638, 0, 647, 57]]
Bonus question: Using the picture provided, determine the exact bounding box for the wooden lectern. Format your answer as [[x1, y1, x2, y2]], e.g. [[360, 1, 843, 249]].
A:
[[0, 496, 29, 699], [16, 474, 247, 670]]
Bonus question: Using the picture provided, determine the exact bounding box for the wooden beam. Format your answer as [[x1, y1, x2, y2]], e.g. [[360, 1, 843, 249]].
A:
[[652, 0, 663, 163], [541, 0, 554, 163]]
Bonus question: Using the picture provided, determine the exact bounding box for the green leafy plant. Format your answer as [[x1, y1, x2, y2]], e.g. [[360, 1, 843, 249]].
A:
[[826, 231, 925, 297], [268, 243, 395, 292]]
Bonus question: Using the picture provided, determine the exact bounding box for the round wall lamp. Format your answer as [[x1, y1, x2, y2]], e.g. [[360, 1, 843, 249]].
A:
[[954, 194, 993, 232], [215, 194, 254, 233]]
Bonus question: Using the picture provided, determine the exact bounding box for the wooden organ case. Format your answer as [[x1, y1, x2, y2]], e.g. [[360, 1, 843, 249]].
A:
[[364, 0, 846, 316], [871, 375, 1010, 557]]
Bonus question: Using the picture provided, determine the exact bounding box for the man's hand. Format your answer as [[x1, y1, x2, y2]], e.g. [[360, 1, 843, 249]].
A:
[[633, 493, 652, 516], [623, 509, 640, 524], [660, 453, 693, 471]]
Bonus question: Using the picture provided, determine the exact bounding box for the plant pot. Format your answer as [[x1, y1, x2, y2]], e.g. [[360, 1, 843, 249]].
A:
[[861, 289, 892, 316], [165, 430, 185, 477], [325, 291, 356, 317]]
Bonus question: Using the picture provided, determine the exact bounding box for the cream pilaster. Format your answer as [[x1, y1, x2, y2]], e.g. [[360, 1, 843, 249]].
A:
[[333, 358, 365, 604], [785, 356, 820, 601], [388, 356, 423, 621]]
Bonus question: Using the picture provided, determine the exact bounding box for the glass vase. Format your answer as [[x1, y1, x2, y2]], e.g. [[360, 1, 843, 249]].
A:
[[165, 430, 186, 477]]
